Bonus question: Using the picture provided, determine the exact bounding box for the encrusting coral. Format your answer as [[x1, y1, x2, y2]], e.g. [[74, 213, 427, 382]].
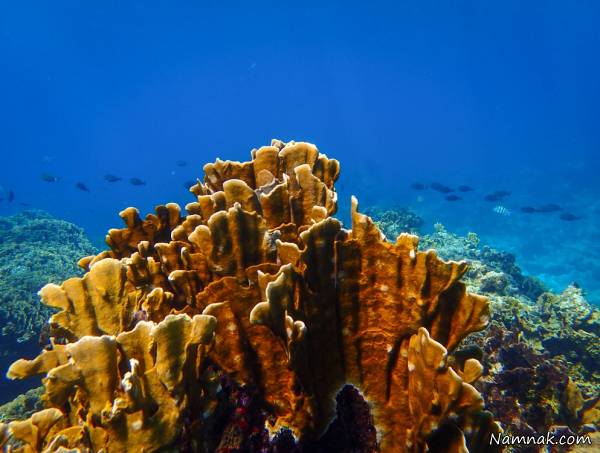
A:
[[2, 140, 498, 452]]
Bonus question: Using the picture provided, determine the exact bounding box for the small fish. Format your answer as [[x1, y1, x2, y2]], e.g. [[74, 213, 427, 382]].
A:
[[183, 180, 196, 189], [410, 182, 426, 190], [130, 178, 146, 186], [520, 206, 538, 213], [19, 202, 31, 207], [560, 213, 580, 221], [176, 160, 187, 167], [484, 194, 501, 202], [493, 190, 511, 198], [104, 174, 122, 182], [41, 173, 59, 183], [8, 190, 14, 203], [493, 205, 511, 216], [445, 194, 462, 201], [430, 182, 454, 194], [536, 203, 562, 213], [76, 182, 90, 192], [457, 185, 474, 192]]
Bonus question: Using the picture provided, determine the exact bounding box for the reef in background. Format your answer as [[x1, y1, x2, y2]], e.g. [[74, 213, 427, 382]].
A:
[[362, 206, 424, 237], [0, 387, 43, 423], [372, 213, 600, 450], [0, 210, 97, 400]]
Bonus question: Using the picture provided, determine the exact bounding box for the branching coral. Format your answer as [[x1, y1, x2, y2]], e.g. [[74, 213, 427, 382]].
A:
[[4, 140, 497, 452]]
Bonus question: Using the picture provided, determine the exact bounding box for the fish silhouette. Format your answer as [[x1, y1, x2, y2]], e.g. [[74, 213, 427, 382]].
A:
[[410, 182, 426, 190], [430, 182, 454, 194], [520, 206, 538, 213], [41, 173, 59, 183], [445, 194, 462, 201], [560, 213, 580, 221], [457, 185, 474, 192], [130, 178, 146, 186], [104, 174, 123, 182], [176, 160, 187, 167], [484, 194, 501, 202], [485, 190, 510, 202], [76, 182, 90, 192]]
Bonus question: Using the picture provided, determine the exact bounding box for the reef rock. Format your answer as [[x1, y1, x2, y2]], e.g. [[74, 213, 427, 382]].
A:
[[364, 206, 424, 237], [0, 211, 97, 343], [0, 210, 97, 402], [3, 140, 498, 452], [419, 223, 547, 301]]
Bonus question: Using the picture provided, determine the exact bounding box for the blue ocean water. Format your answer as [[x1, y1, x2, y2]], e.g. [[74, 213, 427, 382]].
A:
[[0, 1, 598, 305]]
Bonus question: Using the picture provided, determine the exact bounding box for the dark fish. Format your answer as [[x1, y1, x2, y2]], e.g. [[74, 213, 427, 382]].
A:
[[19, 202, 30, 207], [410, 182, 426, 190], [484, 194, 501, 202], [104, 174, 122, 182], [76, 182, 90, 192], [560, 213, 580, 221], [536, 203, 562, 213], [493, 190, 511, 198], [520, 206, 538, 213], [176, 160, 187, 167], [41, 173, 59, 183], [130, 178, 146, 186], [183, 180, 196, 189], [457, 185, 474, 192], [445, 194, 462, 201], [8, 190, 14, 203], [430, 182, 454, 194]]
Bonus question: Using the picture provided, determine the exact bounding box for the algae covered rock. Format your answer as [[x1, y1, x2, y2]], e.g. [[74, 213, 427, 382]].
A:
[[365, 206, 424, 237], [0, 387, 43, 423], [0, 210, 97, 386]]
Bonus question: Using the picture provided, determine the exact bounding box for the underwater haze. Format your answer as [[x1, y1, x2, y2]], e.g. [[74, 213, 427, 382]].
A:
[[1, 0, 599, 302]]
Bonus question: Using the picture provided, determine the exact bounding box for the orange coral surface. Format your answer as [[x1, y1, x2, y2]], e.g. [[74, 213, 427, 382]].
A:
[[3, 140, 497, 452]]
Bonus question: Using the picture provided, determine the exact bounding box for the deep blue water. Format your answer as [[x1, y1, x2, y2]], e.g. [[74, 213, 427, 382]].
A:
[[1, 1, 599, 304]]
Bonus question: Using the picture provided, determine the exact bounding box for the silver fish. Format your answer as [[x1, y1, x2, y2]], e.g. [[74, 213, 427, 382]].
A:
[[493, 205, 511, 216]]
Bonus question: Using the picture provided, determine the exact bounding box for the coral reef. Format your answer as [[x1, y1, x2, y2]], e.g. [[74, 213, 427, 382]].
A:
[[0, 387, 44, 423], [0, 210, 97, 402], [0, 211, 97, 345], [2, 140, 497, 452], [363, 206, 424, 237], [473, 285, 600, 442], [369, 215, 600, 449], [419, 223, 547, 301]]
